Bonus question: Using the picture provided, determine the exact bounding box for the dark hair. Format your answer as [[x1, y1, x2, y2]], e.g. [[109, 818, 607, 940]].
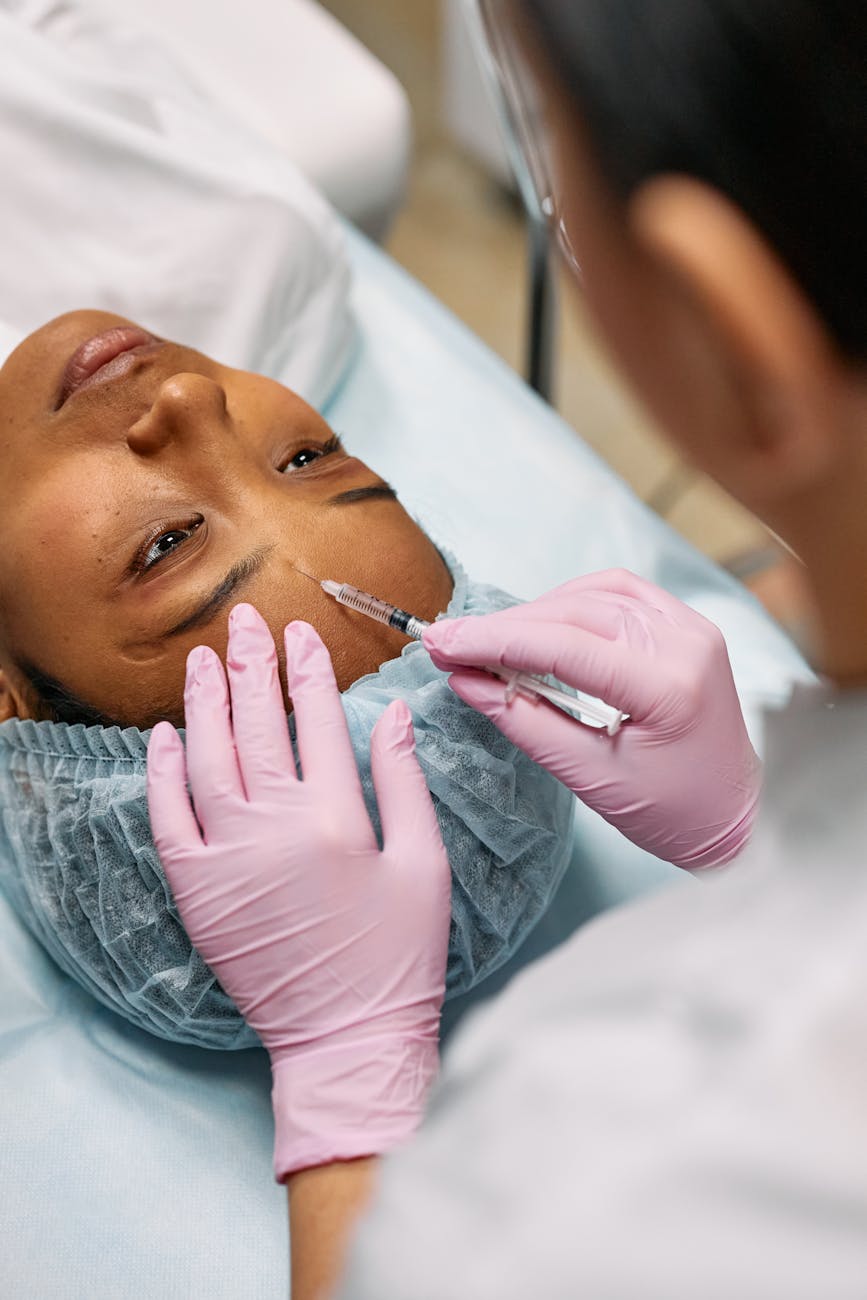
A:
[[17, 658, 125, 729], [524, 0, 867, 359]]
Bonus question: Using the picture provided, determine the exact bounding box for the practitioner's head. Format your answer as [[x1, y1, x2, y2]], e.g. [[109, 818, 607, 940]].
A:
[[510, 0, 867, 674], [0, 310, 452, 728]]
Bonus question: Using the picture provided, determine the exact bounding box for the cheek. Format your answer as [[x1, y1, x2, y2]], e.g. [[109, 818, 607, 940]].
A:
[[3, 482, 192, 728], [3, 499, 102, 655], [314, 514, 451, 615], [315, 506, 450, 609], [226, 370, 333, 444], [257, 506, 453, 692]]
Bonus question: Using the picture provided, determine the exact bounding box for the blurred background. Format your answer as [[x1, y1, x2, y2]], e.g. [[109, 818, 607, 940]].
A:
[[320, 0, 808, 642]]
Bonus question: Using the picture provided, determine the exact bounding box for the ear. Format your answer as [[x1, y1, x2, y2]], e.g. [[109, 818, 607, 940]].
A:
[[0, 664, 27, 722], [628, 176, 845, 503]]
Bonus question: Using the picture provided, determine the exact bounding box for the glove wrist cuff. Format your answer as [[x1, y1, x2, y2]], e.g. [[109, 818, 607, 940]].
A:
[[270, 1033, 440, 1181], [680, 783, 761, 871]]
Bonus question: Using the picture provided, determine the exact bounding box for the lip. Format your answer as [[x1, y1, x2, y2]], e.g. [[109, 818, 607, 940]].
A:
[[57, 326, 162, 407]]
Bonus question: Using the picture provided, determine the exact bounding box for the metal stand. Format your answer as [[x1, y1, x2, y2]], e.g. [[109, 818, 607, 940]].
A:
[[526, 210, 557, 402], [465, 0, 560, 404]]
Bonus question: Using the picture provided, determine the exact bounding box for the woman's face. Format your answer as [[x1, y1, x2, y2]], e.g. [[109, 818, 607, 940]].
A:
[[0, 310, 452, 727]]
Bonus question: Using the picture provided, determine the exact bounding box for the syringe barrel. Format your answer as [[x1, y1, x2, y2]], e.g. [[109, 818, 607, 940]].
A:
[[322, 581, 431, 642], [333, 584, 395, 625]]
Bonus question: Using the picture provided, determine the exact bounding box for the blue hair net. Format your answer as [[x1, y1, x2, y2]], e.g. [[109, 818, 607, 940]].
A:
[[0, 563, 574, 1049]]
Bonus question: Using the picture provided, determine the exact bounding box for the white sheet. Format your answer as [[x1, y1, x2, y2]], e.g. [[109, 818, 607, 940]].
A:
[[0, 0, 354, 406]]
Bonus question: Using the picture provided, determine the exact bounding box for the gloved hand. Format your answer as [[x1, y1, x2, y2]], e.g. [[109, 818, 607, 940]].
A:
[[146, 604, 451, 1179], [422, 569, 761, 870]]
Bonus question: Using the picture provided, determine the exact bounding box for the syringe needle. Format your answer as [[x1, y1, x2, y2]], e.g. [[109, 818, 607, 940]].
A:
[[293, 566, 321, 585]]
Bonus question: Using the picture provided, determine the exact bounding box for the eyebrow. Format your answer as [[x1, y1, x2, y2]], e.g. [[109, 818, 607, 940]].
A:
[[327, 483, 398, 507], [162, 548, 270, 639]]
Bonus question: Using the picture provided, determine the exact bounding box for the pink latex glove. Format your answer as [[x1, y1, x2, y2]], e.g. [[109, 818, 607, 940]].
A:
[[422, 569, 761, 870], [146, 604, 451, 1179]]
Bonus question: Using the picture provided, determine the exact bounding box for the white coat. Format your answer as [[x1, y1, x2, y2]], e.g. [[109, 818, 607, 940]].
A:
[[341, 686, 867, 1299]]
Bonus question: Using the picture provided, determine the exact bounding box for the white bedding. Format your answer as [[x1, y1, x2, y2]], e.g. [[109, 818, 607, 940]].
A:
[[0, 0, 354, 405]]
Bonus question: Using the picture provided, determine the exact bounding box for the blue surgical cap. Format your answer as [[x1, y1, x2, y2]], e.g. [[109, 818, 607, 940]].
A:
[[0, 561, 574, 1049]]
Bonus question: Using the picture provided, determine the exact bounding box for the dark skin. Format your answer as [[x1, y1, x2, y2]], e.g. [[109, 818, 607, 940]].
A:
[[0, 309, 453, 728]]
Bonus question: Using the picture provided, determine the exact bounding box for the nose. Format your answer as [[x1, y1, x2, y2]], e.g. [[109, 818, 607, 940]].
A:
[[127, 372, 230, 455]]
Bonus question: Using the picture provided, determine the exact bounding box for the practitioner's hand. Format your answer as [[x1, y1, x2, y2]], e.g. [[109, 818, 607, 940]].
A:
[[146, 605, 451, 1179], [423, 570, 761, 870]]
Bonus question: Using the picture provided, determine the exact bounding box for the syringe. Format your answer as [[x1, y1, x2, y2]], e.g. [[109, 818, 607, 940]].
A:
[[320, 580, 431, 640], [320, 579, 627, 736]]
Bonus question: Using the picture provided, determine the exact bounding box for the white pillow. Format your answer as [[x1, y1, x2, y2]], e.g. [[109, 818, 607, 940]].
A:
[[0, 0, 355, 405]]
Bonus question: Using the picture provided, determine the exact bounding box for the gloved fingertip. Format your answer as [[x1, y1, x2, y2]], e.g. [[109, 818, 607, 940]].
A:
[[185, 644, 223, 693], [228, 602, 267, 633], [228, 602, 271, 647], [283, 622, 333, 689], [148, 719, 180, 749], [147, 721, 182, 772], [390, 697, 414, 736], [375, 699, 414, 752], [284, 620, 323, 654], [422, 618, 467, 658], [447, 669, 507, 710], [227, 602, 277, 673]]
